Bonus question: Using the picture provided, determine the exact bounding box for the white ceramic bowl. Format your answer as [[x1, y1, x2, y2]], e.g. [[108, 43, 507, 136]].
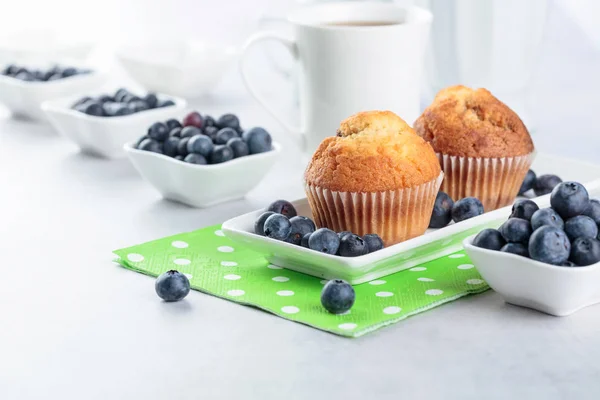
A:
[[116, 41, 238, 98], [0, 67, 106, 120], [124, 141, 281, 207], [463, 178, 600, 316], [42, 93, 187, 158]]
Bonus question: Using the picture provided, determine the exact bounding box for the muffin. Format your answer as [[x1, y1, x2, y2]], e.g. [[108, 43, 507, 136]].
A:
[[304, 111, 443, 246], [414, 85, 535, 211]]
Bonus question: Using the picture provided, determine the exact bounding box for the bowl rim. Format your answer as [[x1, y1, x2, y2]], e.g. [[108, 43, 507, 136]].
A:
[[40, 91, 187, 122], [124, 140, 282, 170], [463, 234, 600, 271]]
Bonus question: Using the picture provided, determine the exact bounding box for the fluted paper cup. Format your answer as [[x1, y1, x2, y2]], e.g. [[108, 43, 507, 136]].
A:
[[305, 173, 444, 246], [437, 152, 535, 212]]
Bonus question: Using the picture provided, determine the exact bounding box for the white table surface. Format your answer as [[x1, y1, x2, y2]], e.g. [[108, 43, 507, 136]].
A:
[[2, 3, 600, 399]]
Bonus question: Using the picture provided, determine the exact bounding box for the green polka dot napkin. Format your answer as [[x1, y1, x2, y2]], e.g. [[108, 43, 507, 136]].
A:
[[113, 225, 488, 337]]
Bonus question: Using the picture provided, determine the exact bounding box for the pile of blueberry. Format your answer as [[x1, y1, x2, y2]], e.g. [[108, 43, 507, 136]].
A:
[[71, 88, 175, 117], [136, 111, 272, 165], [473, 181, 600, 266], [255, 200, 384, 257], [1, 64, 91, 82], [518, 169, 562, 196], [429, 193, 484, 228]]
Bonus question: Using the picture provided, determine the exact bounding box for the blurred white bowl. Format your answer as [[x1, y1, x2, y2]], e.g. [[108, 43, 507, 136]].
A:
[[0, 67, 106, 121], [116, 41, 238, 98], [123, 141, 281, 208], [42, 92, 187, 158], [0, 30, 93, 65]]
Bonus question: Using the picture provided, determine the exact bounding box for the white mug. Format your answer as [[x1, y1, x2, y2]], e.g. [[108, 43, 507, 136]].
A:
[[241, 2, 433, 154]]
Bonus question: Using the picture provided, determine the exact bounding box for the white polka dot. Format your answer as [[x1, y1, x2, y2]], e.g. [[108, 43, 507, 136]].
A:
[[457, 264, 475, 270], [227, 289, 245, 296], [449, 253, 465, 259], [220, 261, 238, 267], [127, 253, 144, 262], [171, 241, 188, 249], [320, 280, 328, 284], [281, 306, 299, 314], [467, 279, 485, 285], [272, 276, 289, 282], [338, 323, 357, 330], [375, 291, 394, 297], [409, 267, 427, 272], [173, 258, 191, 266], [217, 246, 234, 253], [267, 264, 282, 270], [276, 290, 294, 296], [224, 274, 241, 281], [184, 273, 193, 280], [425, 289, 444, 296], [369, 280, 386, 285], [383, 306, 402, 315], [417, 277, 435, 282], [214, 230, 225, 237]]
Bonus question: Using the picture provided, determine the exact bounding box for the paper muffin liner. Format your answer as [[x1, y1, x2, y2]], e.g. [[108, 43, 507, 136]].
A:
[[437, 152, 535, 212], [305, 173, 444, 246]]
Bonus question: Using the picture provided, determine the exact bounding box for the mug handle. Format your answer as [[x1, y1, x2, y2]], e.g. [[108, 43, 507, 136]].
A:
[[240, 32, 304, 143]]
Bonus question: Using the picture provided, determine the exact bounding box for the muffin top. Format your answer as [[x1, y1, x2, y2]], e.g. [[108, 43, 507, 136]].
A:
[[414, 85, 534, 158], [304, 111, 441, 192]]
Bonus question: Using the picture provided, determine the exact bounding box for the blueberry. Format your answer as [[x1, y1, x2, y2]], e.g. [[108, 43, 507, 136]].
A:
[[429, 191, 454, 228], [550, 181, 589, 219], [204, 115, 216, 127], [338, 231, 352, 240], [564, 215, 598, 241], [321, 279, 355, 314], [61, 67, 77, 78], [124, 95, 141, 103], [472, 229, 505, 250], [47, 73, 62, 81], [530, 207, 565, 231], [114, 88, 130, 102], [155, 270, 190, 302], [363, 234, 384, 253], [78, 101, 104, 116], [15, 71, 34, 81], [166, 118, 182, 131], [215, 128, 238, 145], [204, 126, 219, 142], [501, 242, 529, 257], [183, 111, 203, 128], [286, 216, 316, 245], [144, 93, 158, 109], [533, 174, 562, 196], [128, 100, 149, 113], [158, 99, 175, 107], [187, 135, 214, 157], [169, 127, 182, 138], [103, 102, 133, 117], [254, 211, 276, 236], [510, 199, 539, 221], [147, 122, 169, 141], [528, 226, 571, 265], [2, 64, 16, 75], [569, 238, 600, 266], [97, 94, 114, 103], [217, 113, 240, 130], [32, 69, 45, 81], [338, 234, 368, 257], [136, 135, 149, 148], [263, 214, 292, 240], [308, 228, 340, 255], [163, 136, 180, 157], [138, 138, 163, 154], [181, 126, 202, 139], [209, 145, 234, 164], [301, 233, 311, 248], [267, 200, 297, 218], [242, 127, 272, 154], [177, 137, 190, 156], [452, 197, 484, 222], [499, 218, 532, 244], [184, 153, 207, 165], [174, 155, 184, 161], [227, 137, 249, 158], [519, 169, 537, 195], [583, 199, 600, 226]]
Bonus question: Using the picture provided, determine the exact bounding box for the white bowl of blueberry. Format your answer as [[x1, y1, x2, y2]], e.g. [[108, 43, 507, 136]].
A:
[[464, 180, 600, 316], [42, 88, 186, 158], [0, 63, 106, 120], [125, 111, 280, 207]]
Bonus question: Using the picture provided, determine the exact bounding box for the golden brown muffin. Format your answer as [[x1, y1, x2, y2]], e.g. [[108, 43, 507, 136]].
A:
[[414, 85, 534, 158], [304, 111, 443, 246], [305, 111, 441, 193]]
